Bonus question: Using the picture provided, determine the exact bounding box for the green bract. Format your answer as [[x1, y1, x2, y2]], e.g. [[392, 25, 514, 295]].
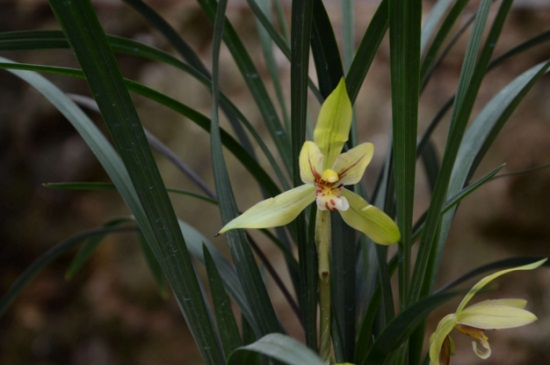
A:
[[219, 79, 400, 245]]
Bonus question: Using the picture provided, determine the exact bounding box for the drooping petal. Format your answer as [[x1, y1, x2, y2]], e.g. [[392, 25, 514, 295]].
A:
[[456, 258, 547, 313], [313, 78, 353, 169], [454, 324, 492, 359], [339, 189, 400, 245], [429, 314, 457, 365], [472, 338, 491, 360], [457, 299, 537, 330], [299, 141, 323, 184], [332, 142, 374, 185], [218, 184, 316, 233]]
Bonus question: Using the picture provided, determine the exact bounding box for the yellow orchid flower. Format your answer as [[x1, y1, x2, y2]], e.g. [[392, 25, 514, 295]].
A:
[[219, 79, 400, 245], [429, 258, 547, 365]]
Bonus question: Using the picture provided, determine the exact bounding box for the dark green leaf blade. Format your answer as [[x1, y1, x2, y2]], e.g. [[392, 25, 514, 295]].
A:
[[204, 245, 242, 357], [45, 1, 225, 363]]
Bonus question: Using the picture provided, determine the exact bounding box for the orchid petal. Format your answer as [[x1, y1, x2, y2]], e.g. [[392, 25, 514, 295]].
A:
[[313, 78, 352, 169], [218, 184, 315, 233], [472, 339, 491, 360], [299, 141, 323, 184], [333, 143, 374, 185], [339, 190, 400, 245], [456, 258, 547, 313], [458, 299, 537, 330], [429, 314, 457, 365]]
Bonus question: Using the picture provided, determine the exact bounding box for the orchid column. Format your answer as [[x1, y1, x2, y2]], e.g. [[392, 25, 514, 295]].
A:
[[219, 79, 400, 363]]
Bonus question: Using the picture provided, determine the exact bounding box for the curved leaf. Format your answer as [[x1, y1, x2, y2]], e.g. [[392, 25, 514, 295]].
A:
[[228, 334, 325, 365]]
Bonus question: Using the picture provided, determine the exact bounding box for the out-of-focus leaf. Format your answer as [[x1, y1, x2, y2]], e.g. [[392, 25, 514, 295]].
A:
[[1, 227, 135, 317], [65, 217, 135, 280], [228, 334, 325, 365]]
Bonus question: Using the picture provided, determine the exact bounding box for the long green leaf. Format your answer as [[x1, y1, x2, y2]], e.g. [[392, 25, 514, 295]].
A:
[[290, 0, 318, 350], [346, 0, 388, 103], [46, 1, 225, 363], [197, 0, 293, 170], [362, 292, 458, 365], [204, 246, 242, 358], [388, 0, 422, 307], [435, 60, 550, 281], [209, 0, 281, 338], [311, 0, 344, 97], [0, 61, 282, 197], [410, 0, 494, 302]]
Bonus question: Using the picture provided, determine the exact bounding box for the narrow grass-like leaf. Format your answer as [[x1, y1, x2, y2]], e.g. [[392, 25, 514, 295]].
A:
[[412, 163, 505, 242], [45, 182, 218, 205], [311, 0, 344, 97], [354, 283, 381, 363], [0, 31, 292, 188], [341, 0, 355, 72], [488, 30, 550, 71], [204, 246, 242, 358], [289, 0, 318, 351], [255, 0, 291, 130], [435, 60, 550, 280], [209, 0, 281, 338], [419, 139, 440, 193], [361, 292, 458, 365], [331, 214, 357, 361], [45, 1, 225, 363], [228, 333, 325, 365], [1, 227, 134, 317], [388, 0, 421, 306], [410, 0, 493, 303], [196, 0, 293, 170], [68, 92, 217, 199], [435, 256, 550, 294], [65, 217, 135, 280], [420, 0, 454, 56], [177, 221, 258, 334], [420, 0, 469, 84], [346, 0, 388, 103], [121, 0, 260, 162], [0, 61, 283, 197], [242, 0, 322, 102], [137, 233, 169, 298]]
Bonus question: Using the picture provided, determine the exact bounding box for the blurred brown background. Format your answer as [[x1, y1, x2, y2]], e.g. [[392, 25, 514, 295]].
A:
[[1, 0, 549, 364]]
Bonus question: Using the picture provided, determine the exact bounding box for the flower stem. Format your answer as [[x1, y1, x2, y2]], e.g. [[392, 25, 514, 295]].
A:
[[315, 210, 332, 363]]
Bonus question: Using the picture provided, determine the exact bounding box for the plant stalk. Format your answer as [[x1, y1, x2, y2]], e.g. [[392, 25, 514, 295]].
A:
[[316, 210, 332, 363]]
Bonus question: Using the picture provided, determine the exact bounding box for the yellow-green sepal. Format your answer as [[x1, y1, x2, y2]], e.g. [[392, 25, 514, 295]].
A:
[[313, 78, 353, 169], [457, 299, 537, 329], [339, 189, 400, 245], [218, 184, 316, 233]]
